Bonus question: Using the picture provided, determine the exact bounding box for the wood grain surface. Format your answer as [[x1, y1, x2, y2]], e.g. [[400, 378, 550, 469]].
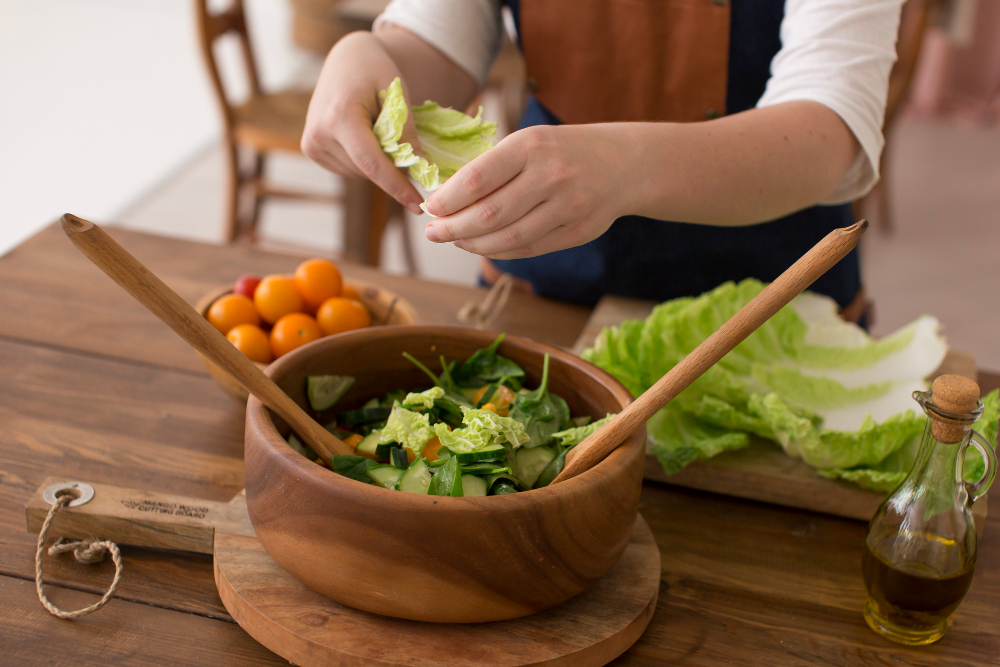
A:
[[572, 294, 989, 525], [214, 516, 659, 667], [2, 223, 999, 664]]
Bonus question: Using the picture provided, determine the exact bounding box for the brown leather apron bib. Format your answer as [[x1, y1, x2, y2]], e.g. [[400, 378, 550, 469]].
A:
[[519, 0, 731, 125]]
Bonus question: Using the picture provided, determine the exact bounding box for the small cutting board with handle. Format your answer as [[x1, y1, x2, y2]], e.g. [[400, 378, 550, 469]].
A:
[[26, 478, 661, 667]]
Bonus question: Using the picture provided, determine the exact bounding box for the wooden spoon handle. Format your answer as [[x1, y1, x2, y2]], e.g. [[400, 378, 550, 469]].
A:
[[60, 214, 352, 459], [554, 219, 869, 484]]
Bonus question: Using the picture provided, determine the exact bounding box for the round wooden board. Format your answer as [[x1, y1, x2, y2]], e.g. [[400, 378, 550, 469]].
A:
[[214, 514, 660, 667]]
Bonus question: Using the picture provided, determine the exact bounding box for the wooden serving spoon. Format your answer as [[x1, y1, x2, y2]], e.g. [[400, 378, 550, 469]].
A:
[[60, 214, 353, 460], [553, 219, 869, 484]]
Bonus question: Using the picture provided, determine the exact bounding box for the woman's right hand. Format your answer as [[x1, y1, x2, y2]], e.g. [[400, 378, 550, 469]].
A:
[[301, 31, 424, 214]]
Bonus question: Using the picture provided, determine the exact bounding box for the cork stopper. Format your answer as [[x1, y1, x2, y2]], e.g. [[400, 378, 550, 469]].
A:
[[930, 374, 980, 443]]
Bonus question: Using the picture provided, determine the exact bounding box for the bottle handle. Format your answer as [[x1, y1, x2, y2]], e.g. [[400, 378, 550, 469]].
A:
[[967, 430, 997, 504]]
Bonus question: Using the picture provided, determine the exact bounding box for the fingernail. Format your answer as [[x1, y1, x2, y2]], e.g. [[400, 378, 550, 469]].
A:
[[425, 224, 440, 243], [408, 202, 423, 215], [453, 240, 464, 250], [423, 199, 438, 217]]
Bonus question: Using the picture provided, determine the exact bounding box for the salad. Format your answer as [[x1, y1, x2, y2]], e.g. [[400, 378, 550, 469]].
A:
[[286, 334, 615, 496]]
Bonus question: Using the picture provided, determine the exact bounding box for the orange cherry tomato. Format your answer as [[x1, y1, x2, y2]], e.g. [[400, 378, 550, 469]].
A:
[[226, 324, 272, 364], [422, 436, 443, 462], [254, 275, 304, 324], [472, 384, 515, 416], [340, 284, 361, 301], [207, 293, 260, 334], [315, 297, 371, 336], [343, 433, 363, 449], [294, 258, 343, 311], [269, 313, 322, 358]]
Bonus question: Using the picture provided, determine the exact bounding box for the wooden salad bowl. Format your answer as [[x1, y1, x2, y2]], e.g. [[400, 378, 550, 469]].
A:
[[244, 326, 646, 623], [195, 280, 418, 402]]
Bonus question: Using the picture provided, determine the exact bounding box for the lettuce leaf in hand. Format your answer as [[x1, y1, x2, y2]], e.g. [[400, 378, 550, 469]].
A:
[[372, 77, 496, 191]]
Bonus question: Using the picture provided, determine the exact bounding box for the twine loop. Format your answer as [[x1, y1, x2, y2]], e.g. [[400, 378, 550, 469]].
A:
[[35, 493, 123, 619]]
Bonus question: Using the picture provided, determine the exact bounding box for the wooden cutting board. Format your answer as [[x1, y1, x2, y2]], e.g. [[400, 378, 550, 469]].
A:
[[572, 296, 988, 528], [26, 478, 661, 666]]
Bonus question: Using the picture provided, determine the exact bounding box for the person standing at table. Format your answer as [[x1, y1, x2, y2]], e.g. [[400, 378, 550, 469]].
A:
[[302, 0, 904, 324]]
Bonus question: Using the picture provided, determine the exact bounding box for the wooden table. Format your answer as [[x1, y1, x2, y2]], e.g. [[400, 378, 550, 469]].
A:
[[1, 224, 997, 665]]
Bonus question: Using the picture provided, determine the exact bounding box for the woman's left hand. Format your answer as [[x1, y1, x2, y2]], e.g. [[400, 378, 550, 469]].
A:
[[422, 124, 640, 259]]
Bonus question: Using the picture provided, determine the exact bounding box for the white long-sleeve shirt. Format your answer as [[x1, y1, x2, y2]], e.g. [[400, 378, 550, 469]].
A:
[[376, 0, 904, 203]]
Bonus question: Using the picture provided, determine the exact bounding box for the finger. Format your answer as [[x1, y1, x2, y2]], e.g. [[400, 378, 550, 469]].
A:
[[426, 171, 543, 243], [475, 223, 579, 261], [305, 138, 364, 178], [423, 133, 527, 217], [447, 200, 557, 255], [338, 107, 424, 214]]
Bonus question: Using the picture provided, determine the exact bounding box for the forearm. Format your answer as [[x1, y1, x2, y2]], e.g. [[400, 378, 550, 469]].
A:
[[374, 24, 479, 111], [623, 101, 860, 226]]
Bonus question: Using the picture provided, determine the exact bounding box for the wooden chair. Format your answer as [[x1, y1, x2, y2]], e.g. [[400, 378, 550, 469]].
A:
[[194, 0, 415, 270], [854, 0, 944, 232]]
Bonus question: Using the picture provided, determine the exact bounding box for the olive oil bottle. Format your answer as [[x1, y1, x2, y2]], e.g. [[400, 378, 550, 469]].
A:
[[862, 376, 995, 645]]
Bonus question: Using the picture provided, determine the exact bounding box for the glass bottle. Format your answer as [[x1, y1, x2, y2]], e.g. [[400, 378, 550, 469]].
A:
[[862, 374, 996, 645]]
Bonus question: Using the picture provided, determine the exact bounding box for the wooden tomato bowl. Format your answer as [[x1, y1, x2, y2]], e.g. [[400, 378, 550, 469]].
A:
[[195, 279, 418, 402], [244, 326, 645, 623]]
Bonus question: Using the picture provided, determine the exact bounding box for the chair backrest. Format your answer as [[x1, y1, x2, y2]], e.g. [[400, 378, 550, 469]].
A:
[[193, 0, 262, 132]]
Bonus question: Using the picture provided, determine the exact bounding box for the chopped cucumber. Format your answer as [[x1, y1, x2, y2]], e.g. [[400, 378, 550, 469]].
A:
[[459, 462, 510, 475], [366, 465, 405, 489], [362, 397, 380, 410], [355, 430, 380, 457], [397, 458, 432, 494], [490, 482, 518, 495], [511, 446, 557, 488], [306, 375, 355, 412], [461, 475, 488, 497], [534, 448, 568, 488], [450, 445, 506, 463], [428, 457, 463, 497], [375, 441, 398, 459], [389, 446, 409, 469], [337, 406, 392, 427]]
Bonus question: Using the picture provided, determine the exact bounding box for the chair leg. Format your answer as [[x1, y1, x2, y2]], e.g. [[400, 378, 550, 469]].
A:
[[342, 177, 373, 264], [365, 185, 392, 266], [246, 153, 266, 244], [223, 142, 242, 243], [397, 202, 419, 275]]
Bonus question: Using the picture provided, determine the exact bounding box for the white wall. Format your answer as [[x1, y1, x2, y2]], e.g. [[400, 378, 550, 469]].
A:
[[0, 0, 310, 256]]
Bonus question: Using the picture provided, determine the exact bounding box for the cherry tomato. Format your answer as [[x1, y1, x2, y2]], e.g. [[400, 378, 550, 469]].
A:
[[315, 297, 371, 336], [472, 384, 515, 416], [340, 284, 362, 301], [206, 293, 259, 334], [254, 275, 304, 324], [294, 258, 343, 311], [233, 274, 261, 299], [226, 324, 272, 364], [269, 312, 321, 358]]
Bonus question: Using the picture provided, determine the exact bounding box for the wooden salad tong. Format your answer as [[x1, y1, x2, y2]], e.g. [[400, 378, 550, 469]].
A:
[[60, 214, 353, 460], [553, 219, 869, 484]]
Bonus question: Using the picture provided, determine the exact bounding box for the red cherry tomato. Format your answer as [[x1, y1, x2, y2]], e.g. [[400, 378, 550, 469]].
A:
[[233, 274, 262, 299]]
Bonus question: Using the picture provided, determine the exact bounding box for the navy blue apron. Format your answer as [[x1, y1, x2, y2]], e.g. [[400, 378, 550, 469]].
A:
[[491, 0, 862, 312]]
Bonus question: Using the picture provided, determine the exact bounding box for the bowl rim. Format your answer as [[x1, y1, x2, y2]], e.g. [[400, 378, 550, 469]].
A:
[[245, 325, 641, 507]]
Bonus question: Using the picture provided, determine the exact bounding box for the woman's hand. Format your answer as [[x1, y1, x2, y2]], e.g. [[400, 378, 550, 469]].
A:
[[301, 31, 424, 214], [422, 124, 640, 259]]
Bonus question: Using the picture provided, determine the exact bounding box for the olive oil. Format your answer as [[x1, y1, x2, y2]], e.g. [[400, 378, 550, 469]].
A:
[[862, 540, 976, 645]]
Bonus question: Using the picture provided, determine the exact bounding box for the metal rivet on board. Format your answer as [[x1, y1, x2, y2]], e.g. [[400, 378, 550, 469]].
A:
[[42, 481, 95, 508]]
